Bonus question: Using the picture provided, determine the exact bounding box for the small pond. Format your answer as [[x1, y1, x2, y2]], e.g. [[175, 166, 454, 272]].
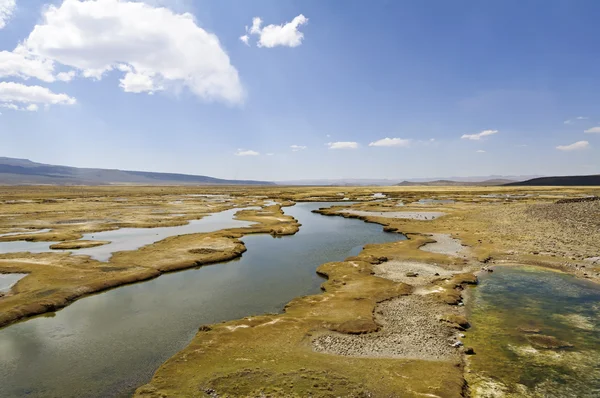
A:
[[466, 266, 600, 397]]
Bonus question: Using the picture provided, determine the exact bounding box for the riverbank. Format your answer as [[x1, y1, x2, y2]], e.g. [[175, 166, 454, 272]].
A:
[[136, 237, 473, 397]]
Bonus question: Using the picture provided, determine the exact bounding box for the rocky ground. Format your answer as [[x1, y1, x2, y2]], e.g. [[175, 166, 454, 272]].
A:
[[313, 294, 464, 360], [476, 200, 600, 275]]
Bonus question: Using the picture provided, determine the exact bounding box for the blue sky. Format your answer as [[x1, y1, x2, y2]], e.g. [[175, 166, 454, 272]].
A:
[[0, 0, 598, 180]]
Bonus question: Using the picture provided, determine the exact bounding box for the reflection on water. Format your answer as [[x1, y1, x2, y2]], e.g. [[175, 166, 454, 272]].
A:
[[75, 207, 257, 261], [0, 202, 404, 398], [467, 266, 600, 397]]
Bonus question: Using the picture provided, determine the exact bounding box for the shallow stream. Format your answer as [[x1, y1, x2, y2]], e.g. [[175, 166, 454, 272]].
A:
[[0, 202, 403, 397]]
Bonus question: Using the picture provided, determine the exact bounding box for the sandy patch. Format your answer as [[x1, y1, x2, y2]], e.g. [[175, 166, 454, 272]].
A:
[[340, 210, 446, 220], [312, 295, 462, 360], [373, 260, 459, 286], [420, 233, 468, 257]]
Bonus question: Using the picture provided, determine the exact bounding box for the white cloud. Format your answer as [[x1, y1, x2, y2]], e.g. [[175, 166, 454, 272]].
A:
[[556, 141, 590, 151], [247, 14, 308, 48], [239, 35, 249, 46], [235, 149, 259, 156], [290, 145, 307, 151], [0, 47, 56, 82], [16, 0, 243, 104], [461, 129, 498, 140], [476, 149, 486, 153], [0, 0, 15, 29], [327, 141, 358, 149], [584, 127, 600, 134], [56, 70, 76, 82], [119, 71, 158, 93], [368, 137, 412, 147], [1, 102, 40, 112], [0, 82, 76, 109]]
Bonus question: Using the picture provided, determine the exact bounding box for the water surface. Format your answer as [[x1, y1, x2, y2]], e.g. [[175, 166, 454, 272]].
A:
[[0, 202, 403, 397], [0, 274, 27, 292], [467, 266, 600, 397], [0, 208, 256, 261]]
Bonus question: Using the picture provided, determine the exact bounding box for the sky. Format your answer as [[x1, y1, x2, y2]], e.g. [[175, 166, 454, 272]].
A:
[[0, 0, 599, 181]]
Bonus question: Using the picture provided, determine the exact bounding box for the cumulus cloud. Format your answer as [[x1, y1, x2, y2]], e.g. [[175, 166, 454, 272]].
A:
[[556, 141, 590, 151], [476, 149, 486, 153], [584, 127, 600, 134], [246, 14, 308, 48], [290, 145, 307, 151], [235, 149, 259, 156], [327, 141, 358, 149], [0, 0, 15, 29], [0, 82, 76, 109], [461, 129, 498, 140], [368, 137, 412, 147], [239, 35, 249, 46], [9, 0, 243, 104]]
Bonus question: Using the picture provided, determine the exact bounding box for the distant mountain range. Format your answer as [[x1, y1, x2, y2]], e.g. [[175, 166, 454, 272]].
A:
[[505, 175, 600, 186], [0, 157, 273, 185], [278, 176, 543, 186], [396, 179, 515, 187]]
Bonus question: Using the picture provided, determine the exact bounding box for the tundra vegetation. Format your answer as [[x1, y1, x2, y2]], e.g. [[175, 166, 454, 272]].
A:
[[0, 185, 599, 397]]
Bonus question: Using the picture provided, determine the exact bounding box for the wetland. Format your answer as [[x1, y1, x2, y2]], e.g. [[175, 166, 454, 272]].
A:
[[0, 185, 599, 397]]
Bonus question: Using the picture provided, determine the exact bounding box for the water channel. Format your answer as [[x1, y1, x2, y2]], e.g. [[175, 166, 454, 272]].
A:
[[0, 202, 403, 397]]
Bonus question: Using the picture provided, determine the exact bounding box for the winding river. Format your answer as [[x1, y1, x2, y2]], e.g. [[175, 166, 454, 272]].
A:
[[0, 202, 403, 397]]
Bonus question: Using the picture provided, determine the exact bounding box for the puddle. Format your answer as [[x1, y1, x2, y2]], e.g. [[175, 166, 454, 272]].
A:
[[0, 203, 404, 397], [466, 266, 600, 397], [0, 273, 27, 292], [0, 208, 258, 262]]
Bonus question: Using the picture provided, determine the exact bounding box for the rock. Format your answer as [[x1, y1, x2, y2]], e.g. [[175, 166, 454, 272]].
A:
[[405, 272, 419, 277], [464, 347, 475, 355], [451, 341, 463, 348]]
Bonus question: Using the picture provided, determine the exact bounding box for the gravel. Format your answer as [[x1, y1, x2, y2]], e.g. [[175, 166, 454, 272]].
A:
[[312, 295, 462, 360]]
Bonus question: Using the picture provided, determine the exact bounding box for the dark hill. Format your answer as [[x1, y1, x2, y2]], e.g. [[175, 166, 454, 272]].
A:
[[0, 157, 273, 186], [505, 175, 600, 186]]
